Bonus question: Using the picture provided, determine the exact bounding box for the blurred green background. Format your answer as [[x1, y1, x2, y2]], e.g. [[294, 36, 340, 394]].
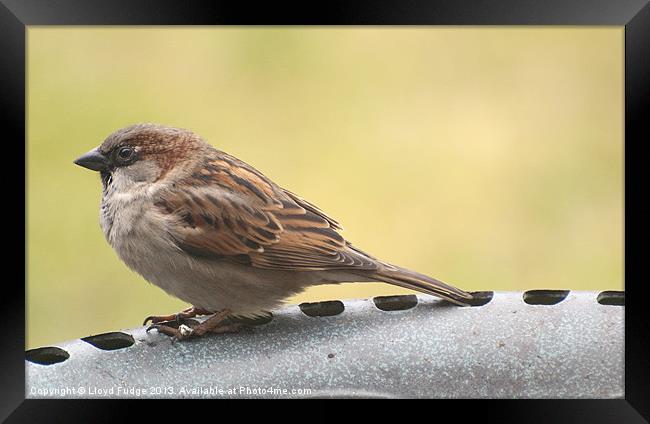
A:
[[27, 27, 623, 349]]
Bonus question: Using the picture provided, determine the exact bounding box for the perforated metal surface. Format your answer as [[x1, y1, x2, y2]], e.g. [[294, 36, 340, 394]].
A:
[[26, 291, 624, 398]]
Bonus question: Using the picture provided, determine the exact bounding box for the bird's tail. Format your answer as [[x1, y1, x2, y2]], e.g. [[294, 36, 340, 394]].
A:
[[366, 262, 473, 306]]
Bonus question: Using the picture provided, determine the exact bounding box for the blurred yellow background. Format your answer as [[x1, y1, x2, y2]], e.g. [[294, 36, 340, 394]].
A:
[[27, 27, 623, 349]]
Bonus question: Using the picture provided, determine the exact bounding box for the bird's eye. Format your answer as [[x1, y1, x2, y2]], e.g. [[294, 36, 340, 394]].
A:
[[115, 146, 135, 164]]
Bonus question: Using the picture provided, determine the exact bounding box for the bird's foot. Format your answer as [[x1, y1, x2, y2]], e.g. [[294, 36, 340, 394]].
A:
[[142, 306, 212, 326], [146, 309, 237, 342], [145, 322, 194, 342]]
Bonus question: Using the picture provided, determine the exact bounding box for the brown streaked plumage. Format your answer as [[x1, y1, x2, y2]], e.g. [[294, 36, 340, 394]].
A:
[[74, 123, 472, 340]]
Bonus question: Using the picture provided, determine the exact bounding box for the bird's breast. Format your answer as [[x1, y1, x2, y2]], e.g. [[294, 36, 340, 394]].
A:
[[100, 189, 158, 250]]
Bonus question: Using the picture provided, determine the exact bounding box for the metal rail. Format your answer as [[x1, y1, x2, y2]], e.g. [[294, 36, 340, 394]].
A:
[[26, 290, 624, 398]]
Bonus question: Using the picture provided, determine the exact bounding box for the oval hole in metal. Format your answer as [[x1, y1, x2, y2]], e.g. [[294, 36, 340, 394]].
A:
[[373, 294, 418, 311], [597, 291, 625, 306], [523, 290, 570, 305], [81, 332, 135, 351], [299, 300, 345, 317], [466, 291, 494, 307], [26, 346, 70, 365]]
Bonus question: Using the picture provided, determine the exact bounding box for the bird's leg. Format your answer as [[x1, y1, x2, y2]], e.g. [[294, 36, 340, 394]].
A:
[[146, 323, 186, 341], [185, 309, 232, 337], [208, 323, 242, 334], [146, 309, 235, 342], [142, 306, 211, 326]]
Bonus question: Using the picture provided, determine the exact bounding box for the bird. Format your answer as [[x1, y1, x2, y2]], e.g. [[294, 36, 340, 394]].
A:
[[74, 123, 473, 340]]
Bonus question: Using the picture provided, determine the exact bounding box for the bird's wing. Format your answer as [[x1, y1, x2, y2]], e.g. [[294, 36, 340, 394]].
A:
[[155, 151, 377, 272]]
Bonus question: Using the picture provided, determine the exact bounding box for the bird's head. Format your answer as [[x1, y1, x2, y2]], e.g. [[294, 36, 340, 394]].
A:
[[74, 123, 205, 191]]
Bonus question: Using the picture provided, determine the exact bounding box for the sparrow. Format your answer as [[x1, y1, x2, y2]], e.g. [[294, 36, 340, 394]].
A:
[[74, 123, 473, 340]]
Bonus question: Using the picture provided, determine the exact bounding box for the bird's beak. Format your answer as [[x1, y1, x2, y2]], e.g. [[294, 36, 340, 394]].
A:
[[74, 148, 109, 172]]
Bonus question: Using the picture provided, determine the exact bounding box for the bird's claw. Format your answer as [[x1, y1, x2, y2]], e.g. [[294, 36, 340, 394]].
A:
[[143, 314, 180, 326], [142, 307, 211, 326], [146, 322, 192, 341], [144, 309, 235, 342]]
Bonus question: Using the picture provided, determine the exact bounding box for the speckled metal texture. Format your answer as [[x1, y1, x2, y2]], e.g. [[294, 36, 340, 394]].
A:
[[26, 291, 624, 398]]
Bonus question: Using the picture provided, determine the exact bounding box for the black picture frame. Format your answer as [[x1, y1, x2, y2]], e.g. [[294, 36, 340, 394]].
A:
[[3, 0, 648, 420]]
